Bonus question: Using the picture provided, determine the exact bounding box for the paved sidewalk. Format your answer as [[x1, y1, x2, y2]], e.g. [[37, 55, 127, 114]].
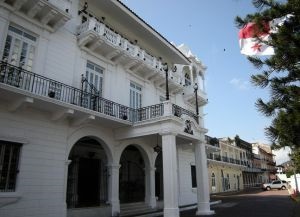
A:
[[155, 188, 300, 217]]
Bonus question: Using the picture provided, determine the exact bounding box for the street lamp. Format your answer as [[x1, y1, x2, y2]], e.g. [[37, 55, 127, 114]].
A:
[[153, 133, 162, 153], [163, 63, 169, 100], [194, 83, 199, 115]]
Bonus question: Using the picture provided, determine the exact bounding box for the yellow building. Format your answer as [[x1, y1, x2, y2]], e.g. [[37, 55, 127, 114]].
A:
[[206, 136, 248, 193]]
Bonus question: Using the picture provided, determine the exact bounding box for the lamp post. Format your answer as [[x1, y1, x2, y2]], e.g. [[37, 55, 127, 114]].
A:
[[163, 63, 169, 100], [194, 83, 199, 115]]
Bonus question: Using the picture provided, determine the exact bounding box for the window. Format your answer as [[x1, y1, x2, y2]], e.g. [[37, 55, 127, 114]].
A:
[[2, 26, 36, 71], [85, 61, 103, 96], [130, 82, 142, 109], [0, 140, 21, 192], [184, 73, 191, 86], [81, 61, 103, 110], [211, 173, 216, 187], [191, 165, 197, 188]]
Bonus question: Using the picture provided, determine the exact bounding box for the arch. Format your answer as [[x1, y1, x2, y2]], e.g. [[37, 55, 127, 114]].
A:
[[115, 142, 152, 168], [66, 136, 109, 208], [119, 145, 146, 203], [184, 72, 191, 86], [66, 126, 113, 164]]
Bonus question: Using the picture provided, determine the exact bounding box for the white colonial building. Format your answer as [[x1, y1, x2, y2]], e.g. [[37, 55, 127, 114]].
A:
[[0, 1, 214, 217]]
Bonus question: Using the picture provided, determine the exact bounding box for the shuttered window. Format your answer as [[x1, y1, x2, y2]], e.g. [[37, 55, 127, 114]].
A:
[[0, 141, 21, 192]]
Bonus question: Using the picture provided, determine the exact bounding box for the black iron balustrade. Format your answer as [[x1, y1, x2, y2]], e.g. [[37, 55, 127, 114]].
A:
[[0, 61, 135, 121], [172, 104, 198, 123], [222, 156, 229, 162], [134, 104, 164, 122], [0, 61, 199, 125], [214, 155, 221, 161], [235, 159, 241, 165]]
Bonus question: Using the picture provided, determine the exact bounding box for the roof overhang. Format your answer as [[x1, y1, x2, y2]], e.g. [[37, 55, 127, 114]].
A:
[[87, 0, 190, 65]]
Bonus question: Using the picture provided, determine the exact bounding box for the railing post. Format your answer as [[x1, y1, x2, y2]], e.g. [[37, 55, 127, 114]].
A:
[[163, 101, 172, 116], [88, 17, 97, 31]]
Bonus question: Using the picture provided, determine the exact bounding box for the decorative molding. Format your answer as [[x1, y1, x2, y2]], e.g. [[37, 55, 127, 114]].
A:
[[184, 120, 193, 135]]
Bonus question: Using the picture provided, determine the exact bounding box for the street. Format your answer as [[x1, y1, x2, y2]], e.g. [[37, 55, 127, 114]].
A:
[[178, 189, 300, 217]]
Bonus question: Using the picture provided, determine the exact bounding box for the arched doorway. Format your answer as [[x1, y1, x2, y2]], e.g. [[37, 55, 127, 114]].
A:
[[119, 145, 145, 203], [155, 152, 163, 200], [66, 137, 108, 208]]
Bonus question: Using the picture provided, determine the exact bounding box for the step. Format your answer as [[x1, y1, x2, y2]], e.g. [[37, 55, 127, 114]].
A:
[[120, 202, 157, 217]]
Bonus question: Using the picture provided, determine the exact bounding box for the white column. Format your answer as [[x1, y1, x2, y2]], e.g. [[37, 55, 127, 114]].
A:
[[161, 133, 179, 217], [62, 160, 72, 217], [107, 164, 120, 217], [149, 166, 157, 208], [195, 141, 215, 215]]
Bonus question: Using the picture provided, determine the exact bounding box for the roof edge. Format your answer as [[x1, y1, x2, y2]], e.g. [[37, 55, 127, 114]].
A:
[[115, 0, 190, 64]]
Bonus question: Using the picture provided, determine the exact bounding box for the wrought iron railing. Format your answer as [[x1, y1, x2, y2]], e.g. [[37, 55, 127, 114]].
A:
[[133, 104, 164, 122], [1, 62, 200, 124], [172, 104, 198, 123], [207, 154, 249, 167], [0, 61, 136, 121]]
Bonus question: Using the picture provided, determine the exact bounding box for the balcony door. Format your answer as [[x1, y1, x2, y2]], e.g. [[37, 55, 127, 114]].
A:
[[85, 61, 103, 97], [81, 61, 103, 110], [2, 25, 36, 71], [130, 82, 142, 109]]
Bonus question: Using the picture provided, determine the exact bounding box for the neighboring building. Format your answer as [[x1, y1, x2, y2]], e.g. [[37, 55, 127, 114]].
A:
[[235, 137, 262, 188], [252, 143, 277, 183], [206, 136, 268, 193], [0, 1, 214, 217], [276, 160, 294, 174], [206, 136, 245, 193]]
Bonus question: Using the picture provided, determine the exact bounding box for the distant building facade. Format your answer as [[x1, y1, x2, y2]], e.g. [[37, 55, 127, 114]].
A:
[[252, 143, 277, 182], [206, 137, 276, 193]]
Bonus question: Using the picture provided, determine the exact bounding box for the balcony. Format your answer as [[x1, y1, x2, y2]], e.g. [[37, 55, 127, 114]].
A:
[[207, 154, 247, 168], [76, 18, 184, 93], [183, 85, 208, 106], [0, 61, 198, 128], [0, 0, 71, 32], [205, 135, 220, 153]]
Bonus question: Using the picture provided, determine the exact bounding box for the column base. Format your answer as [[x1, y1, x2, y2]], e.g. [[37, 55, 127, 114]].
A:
[[148, 196, 157, 208], [110, 199, 120, 217], [196, 209, 215, 216], [196, 202, 215, 216], [164, 207, 179, 217]]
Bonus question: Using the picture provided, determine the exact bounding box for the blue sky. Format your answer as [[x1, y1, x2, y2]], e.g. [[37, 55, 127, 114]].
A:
[[120, 0, 290, 163]]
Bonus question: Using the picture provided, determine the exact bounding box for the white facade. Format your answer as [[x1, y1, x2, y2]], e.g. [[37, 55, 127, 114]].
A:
[[0, 1, 214, 217]]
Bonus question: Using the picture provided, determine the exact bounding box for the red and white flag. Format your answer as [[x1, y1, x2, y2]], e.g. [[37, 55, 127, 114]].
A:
[[239, 22, 274, 56], [239, 14, 293, 56]]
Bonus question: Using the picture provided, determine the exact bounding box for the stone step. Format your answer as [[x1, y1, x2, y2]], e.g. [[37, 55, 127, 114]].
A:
[[120, 202, 157, 217]]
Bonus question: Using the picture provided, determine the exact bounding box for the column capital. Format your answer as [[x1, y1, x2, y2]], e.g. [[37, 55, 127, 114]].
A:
[[159, 131, 178, 137], [107, 164, 121, 169], [150, 166, 156, 172], [65, 160, 72, 165]]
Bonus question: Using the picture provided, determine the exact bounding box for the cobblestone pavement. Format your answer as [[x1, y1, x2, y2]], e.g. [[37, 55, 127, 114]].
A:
[[158, 189, 300, 217]]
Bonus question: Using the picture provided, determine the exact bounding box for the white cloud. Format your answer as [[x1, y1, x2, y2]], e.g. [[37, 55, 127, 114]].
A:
[[230, 78, 249, 90], [273, 147, 291, 165]]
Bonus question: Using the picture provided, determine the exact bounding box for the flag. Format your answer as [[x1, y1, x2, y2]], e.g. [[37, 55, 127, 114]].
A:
[[238, 14, 293, 56], [239, 22, 274, 56]]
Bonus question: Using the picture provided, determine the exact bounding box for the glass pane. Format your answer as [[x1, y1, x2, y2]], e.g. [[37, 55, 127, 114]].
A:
[[86, 62, 94, 70], [20, 42, 28, 65], [11, 38, 21, 65], [23, 32, 36, 42], [2, 35, 12, 60], [8, 26, 22, 36]]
